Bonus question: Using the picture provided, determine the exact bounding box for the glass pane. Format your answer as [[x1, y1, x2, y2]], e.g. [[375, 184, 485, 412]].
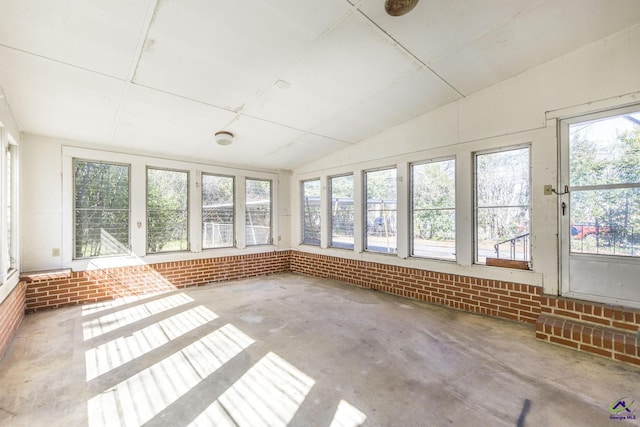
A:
[[476, 148, 529, 207], [365, 168, 397, 253], [412, 160, 455, 260], [330, 175, 354, 249], [5, 146, 12, 271], [302, 180, 321, 245], [570, 112, 640, 187], [476, 207, 529, 263], [74, 160, 130, 258], [570, 188, 640, 257], [475, 147, 530, 263], [246, 179, 272, 245], [202, 174, 234, 249], [147, 168, 189, 253]]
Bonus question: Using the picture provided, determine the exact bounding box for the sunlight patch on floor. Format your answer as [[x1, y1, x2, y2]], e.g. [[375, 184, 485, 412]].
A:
[[87, 323, 254, 427], [82, 293, 193, 340], [85, 305, 218, 381], [188, 352, 315, 427]]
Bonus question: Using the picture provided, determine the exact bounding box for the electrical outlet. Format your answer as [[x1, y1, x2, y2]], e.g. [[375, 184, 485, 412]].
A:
[[544, 185, 553, 195], [52, 248, 60, 257]]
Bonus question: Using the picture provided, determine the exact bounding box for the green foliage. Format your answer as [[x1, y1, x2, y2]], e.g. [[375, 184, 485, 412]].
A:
[[570, 124, 640, 254], [412, 160, 455, 240], [74, 161, 129, 258], [147, 169, 188, 253]]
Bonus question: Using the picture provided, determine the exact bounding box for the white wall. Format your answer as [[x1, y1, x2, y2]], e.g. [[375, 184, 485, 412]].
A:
[[20, 135, 290, 272], [291, 23, 640, 295]]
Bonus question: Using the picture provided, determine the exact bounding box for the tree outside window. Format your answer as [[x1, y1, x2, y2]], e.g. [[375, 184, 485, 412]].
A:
[[411, 159, 455, 260], [147, 168, 189, 253], [74, 160, 130, 258], [475, 147, 530, 263]]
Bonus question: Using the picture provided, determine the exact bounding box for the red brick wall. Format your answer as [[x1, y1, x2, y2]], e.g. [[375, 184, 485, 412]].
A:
[[537, 296, 640, 366], [23, 251, 291, 312], [290, 251, 541, 324], [15, 249, 640, 367], [0, 281, 26, 360]]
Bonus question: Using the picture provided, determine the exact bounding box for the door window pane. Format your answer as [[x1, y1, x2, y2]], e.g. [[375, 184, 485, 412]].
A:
[[569, 111, 640, 257], [147, 168, 189, 253]]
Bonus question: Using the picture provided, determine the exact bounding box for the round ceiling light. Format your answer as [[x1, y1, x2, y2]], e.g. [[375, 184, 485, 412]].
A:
[[215, 131, 234, 146], [385, 0, 419, 16]]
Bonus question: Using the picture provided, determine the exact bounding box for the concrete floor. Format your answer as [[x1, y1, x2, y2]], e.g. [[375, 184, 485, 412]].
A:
[[0, 273, 639, 427]]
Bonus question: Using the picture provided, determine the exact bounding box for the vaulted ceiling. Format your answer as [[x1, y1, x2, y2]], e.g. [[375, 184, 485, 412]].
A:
[[1, 0, 639, 169]]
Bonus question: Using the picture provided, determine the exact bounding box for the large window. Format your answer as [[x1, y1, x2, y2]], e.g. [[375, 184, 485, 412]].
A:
[[568, 111, 640, 257], [2, 142, 16, 277], [330, 174, 354, 249], [147, 168, 189, 253], [301, 179, 321, 245], [475, 146, 530, 264], [365, 168, 397, 254], [246, 178, 272, 246], [202, 174, 234, 249], [411, 158, 456, 260], [5, 145, 11, 272], [74, 160, 130, 259]]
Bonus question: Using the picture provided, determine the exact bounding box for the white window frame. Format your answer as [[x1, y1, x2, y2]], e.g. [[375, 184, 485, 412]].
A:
[[301, 178, 321, 246], [473, 144, 532, 265], [146, 166, 190, 254], [410, 156, 456, 261], [245, 177, 274, 247], [329, 173, 355, 250], [0, 127, 18, 288], [201, 172, 235, 250], [62, 147, 279, 270], [72, 159, 131, 260], [363, 166, 398, 254]]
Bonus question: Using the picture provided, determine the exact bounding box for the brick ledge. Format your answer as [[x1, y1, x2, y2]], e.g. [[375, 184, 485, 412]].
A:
[[536, 314, 640, 366], [20, 269, 72, 283]]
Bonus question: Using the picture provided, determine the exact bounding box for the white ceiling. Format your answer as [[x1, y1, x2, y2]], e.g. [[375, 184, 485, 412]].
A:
[[1, 0, 639, 170]]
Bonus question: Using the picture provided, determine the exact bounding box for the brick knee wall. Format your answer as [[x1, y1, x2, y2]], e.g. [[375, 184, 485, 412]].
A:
[[536, 296, 640, 366], [12, 249, 640, 367], [22, 251, 291, 312], [0, 281, 26, 360], [290, 251, 541, 324]]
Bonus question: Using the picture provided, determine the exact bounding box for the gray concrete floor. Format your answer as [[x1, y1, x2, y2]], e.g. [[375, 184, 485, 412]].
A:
[[0, 273, 639, 427]]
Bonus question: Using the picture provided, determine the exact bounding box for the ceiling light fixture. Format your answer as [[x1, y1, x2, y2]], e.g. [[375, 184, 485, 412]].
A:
[[385, 0, 419, 16], [215, 131, 234, 146]]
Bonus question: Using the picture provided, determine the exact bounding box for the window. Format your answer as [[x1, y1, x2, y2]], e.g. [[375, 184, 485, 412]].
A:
[[301, 179, 321, 245], [365, 168, 397, 253], [411, 159, 455, 260], [74, 160, 130, 259], [5, 145, 11, 272], [202, 174, 234, 249], [246, 178, 272, 246], [567, 111, 640, 257], [330, 174, 354, 249], [147, 168, 189, 253], [475, 146, 530, 264]]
